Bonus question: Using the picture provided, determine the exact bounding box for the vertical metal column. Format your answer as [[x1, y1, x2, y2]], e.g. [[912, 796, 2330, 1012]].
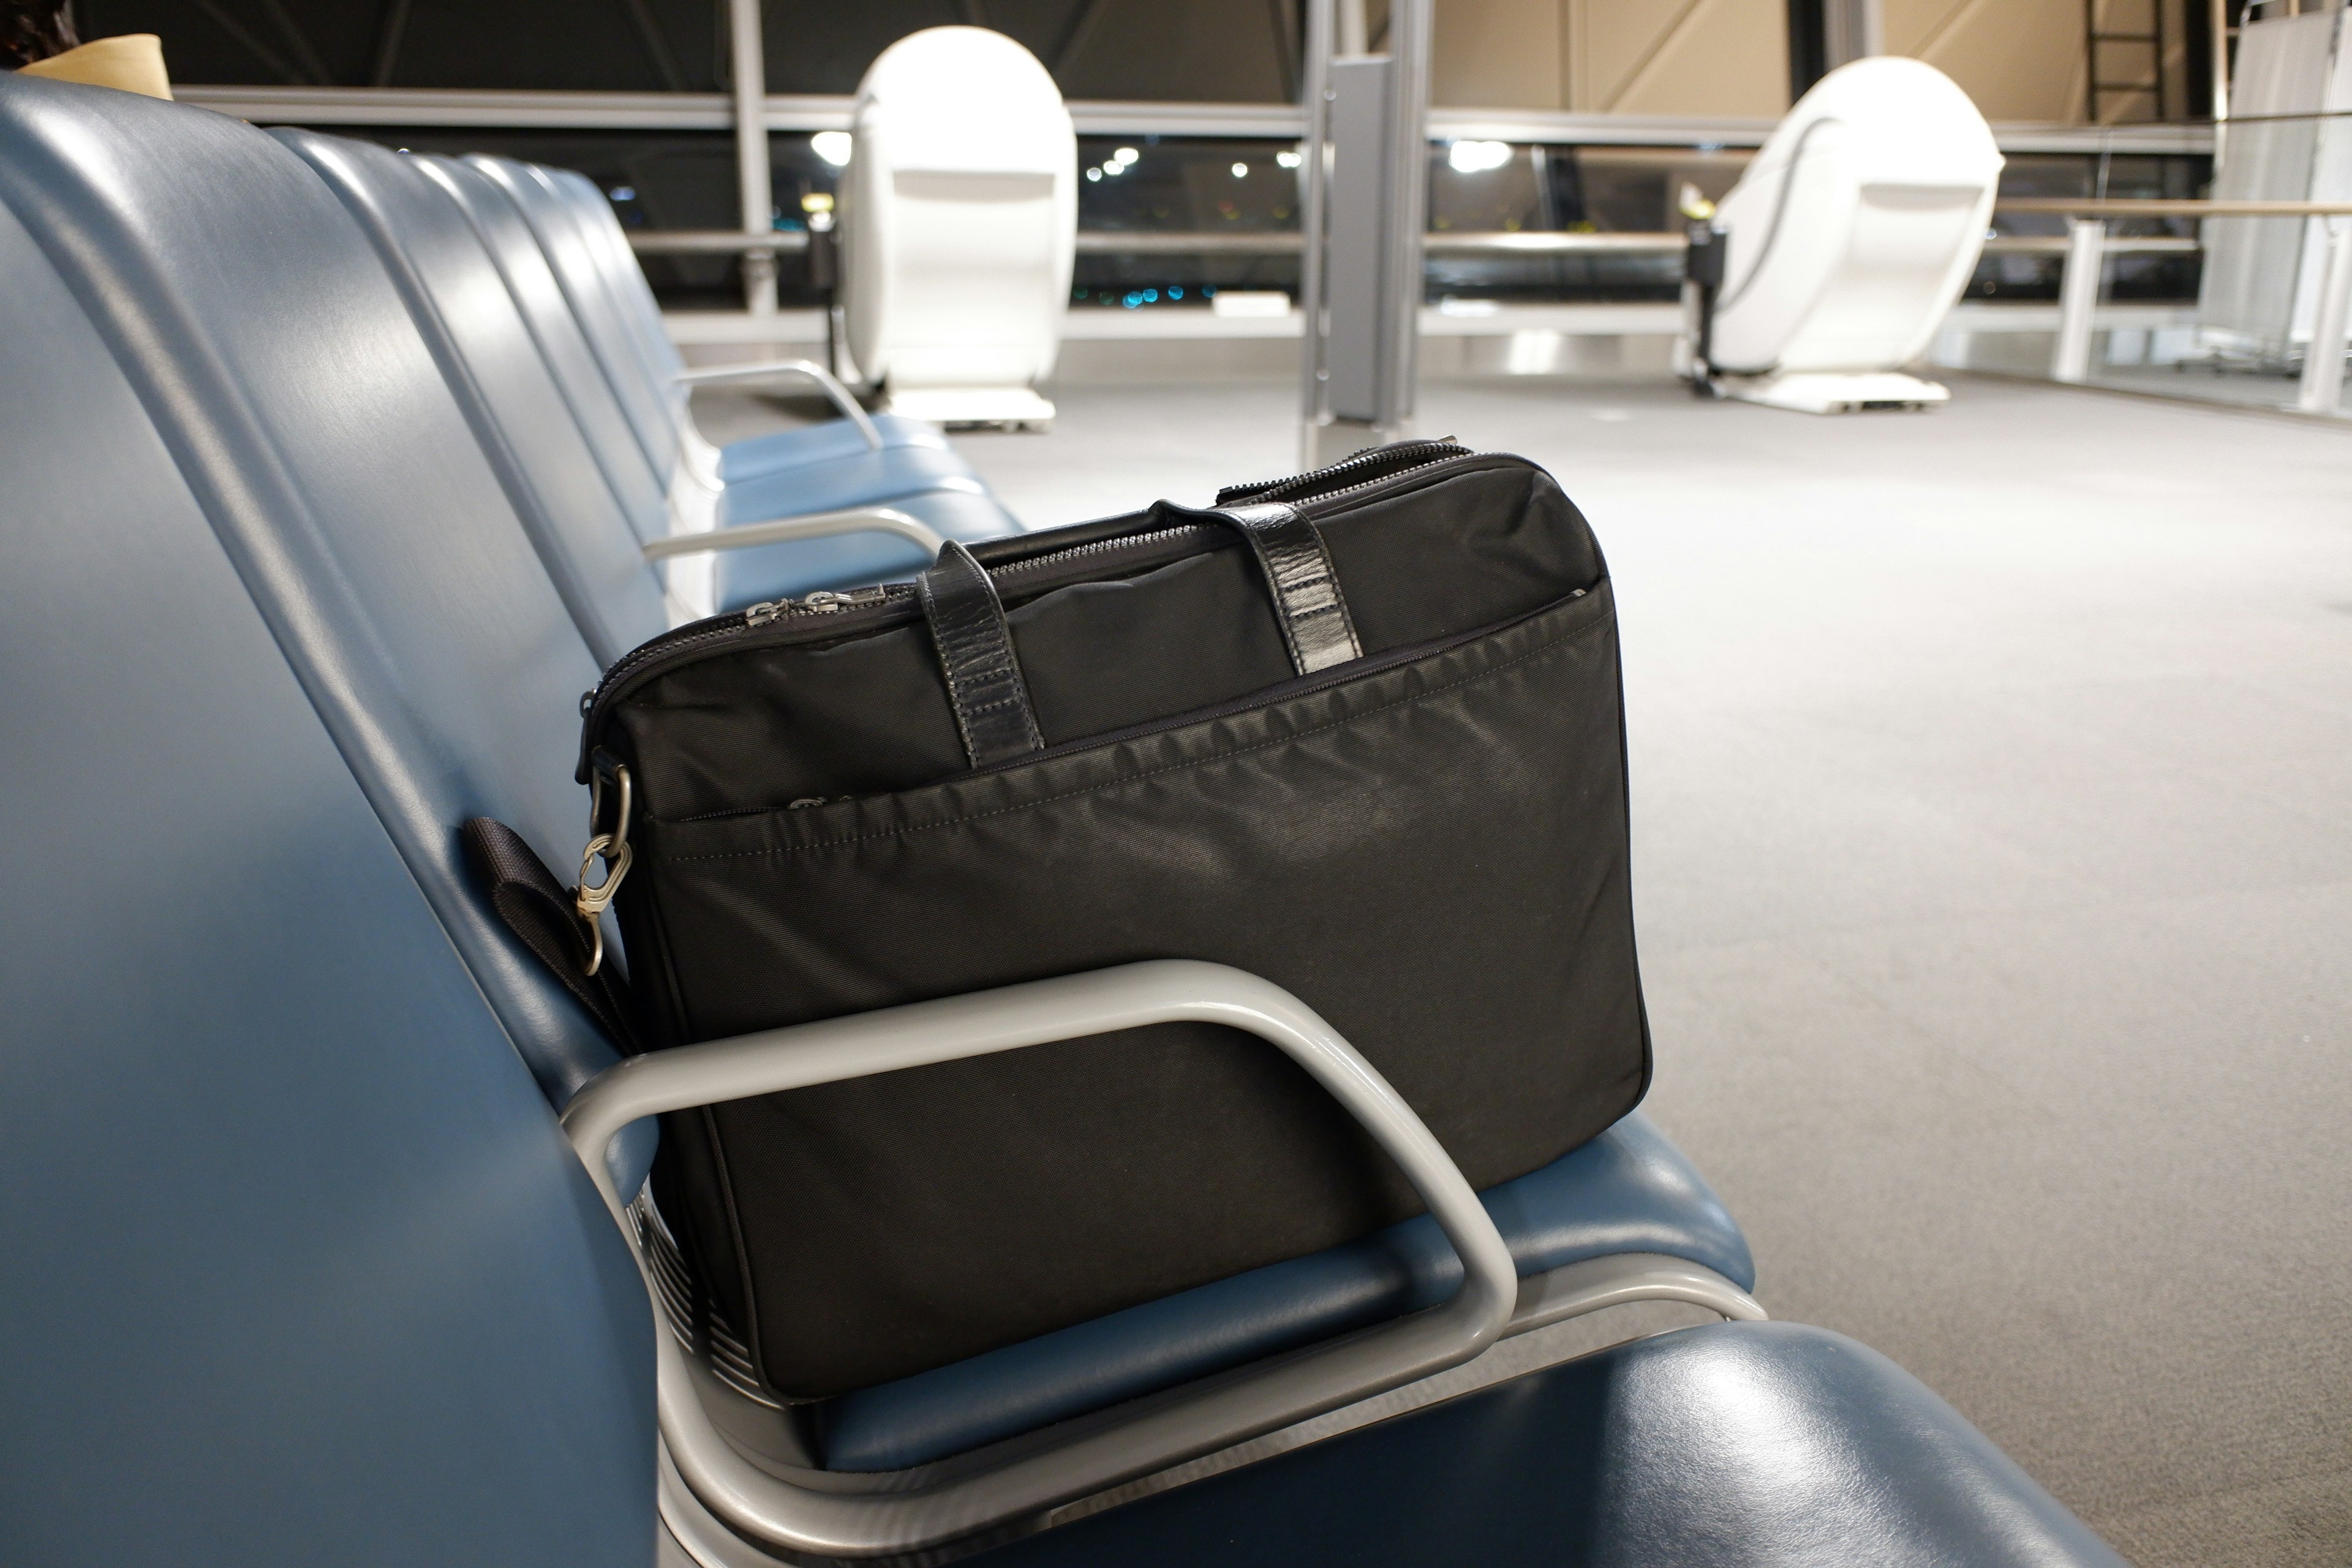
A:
[[2209, 0, 2232, 126], [2297, 221, 2352, 414], [1823, 0, 1885, 66], [1296, 0, 1430, 470], [729, 0, 777, 316], [1295, 0, 1335, 472], [2052, 217, 2106, 382], [1381, 0, 1431, 441]]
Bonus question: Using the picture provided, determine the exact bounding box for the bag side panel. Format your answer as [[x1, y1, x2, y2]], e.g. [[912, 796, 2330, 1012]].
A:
[[638, 585, 1646, 1395]]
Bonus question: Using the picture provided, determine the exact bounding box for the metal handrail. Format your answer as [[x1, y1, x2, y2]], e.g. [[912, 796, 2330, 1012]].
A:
[[176, 83, 2215, 154], [1998, 197, 2352, 217], [634, 226, 2205, 258], [632, 228, 809, 254], [1983, 234, 2198, 254], [560, 960, 1518, 1559], [641, 507, 943, 563]]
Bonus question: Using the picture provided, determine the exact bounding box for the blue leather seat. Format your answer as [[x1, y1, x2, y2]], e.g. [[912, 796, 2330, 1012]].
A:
[[535, 160, 956, 486], [463, 153, 1029, 605], [448, 146, 1004, 611], [968, 1321, 2127, 1567], [712, 472, 1022, 609], [273, 127, 669, 667], [0, 70, 1760, 1488], [0, 89, 654, 1566], [0, 77, 639, 1179], [822, 1110, 1753, 1472], [279, 132, 978, 643]]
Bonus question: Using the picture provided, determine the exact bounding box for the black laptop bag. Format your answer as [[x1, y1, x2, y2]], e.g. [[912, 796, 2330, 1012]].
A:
[[575, 441, 1651, 1399]]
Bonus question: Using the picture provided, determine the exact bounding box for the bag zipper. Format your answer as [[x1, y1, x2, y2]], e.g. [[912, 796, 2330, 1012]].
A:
[[1214, 437, 1469, 508], [579, 442, 1497, 778], [688, 587, 1594, 827], [745, 583, 891, 627], [669, 584, 1594, 824]]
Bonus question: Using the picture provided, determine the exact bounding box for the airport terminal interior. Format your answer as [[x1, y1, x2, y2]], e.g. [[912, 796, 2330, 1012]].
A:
[[3, 3, 2346, 1567]]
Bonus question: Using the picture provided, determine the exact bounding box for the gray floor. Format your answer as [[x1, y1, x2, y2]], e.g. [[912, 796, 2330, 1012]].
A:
[[700, 374, 2352, 1566], [2092, 361, 2352, 420]]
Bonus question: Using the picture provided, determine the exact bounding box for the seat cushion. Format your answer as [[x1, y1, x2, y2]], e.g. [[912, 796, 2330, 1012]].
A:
[[711, 486, 1027, 611], [820, 1111, 1751, 1472], [718, 413, 951, 484], [969, 1321, 2127, 1567], [714, 440, 986, 527]]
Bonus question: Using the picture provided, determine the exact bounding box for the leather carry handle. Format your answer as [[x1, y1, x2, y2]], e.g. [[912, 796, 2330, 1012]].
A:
[[1208, 502, 1363, 675], [918, 504, 1365, 767], [918, 539, 1047, 768]]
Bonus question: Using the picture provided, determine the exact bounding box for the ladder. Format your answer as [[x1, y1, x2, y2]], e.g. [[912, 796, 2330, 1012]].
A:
[[2084, 0, 2171, 122]]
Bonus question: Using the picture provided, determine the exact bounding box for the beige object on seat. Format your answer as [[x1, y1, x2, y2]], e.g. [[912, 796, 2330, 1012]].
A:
[[18, 35, 172, 100]]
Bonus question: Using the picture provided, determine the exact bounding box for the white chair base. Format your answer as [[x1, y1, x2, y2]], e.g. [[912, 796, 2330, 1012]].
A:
[[883, 385, 1058, 428], [1718, 369, 1950, 415]]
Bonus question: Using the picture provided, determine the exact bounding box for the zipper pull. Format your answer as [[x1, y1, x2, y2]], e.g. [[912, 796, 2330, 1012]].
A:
[[745, 584, 890, 627], [803, 586, 889, 613]]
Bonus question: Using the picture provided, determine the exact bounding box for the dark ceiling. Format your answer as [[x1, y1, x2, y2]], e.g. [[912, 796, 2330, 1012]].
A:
[[74, 1, 1302, 100]]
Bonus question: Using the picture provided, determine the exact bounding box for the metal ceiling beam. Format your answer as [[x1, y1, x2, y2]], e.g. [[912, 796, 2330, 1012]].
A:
[[174, 85, 2216, 156]]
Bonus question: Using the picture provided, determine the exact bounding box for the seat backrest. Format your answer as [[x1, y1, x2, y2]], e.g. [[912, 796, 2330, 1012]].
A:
[[409, 150, 676, 546], [466, 153, 688, 486], [542, 163, 693, 397], [273, 129, 670, 666], [0, 77, 630, 1117], [0, 80, 652, 1563], [843, 26, 1077, 391]]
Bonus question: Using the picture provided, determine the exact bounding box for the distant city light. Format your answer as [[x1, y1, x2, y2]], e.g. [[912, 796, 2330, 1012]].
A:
[[1447, 140, 1513, 174], [1086, 167, 1101, 181], [1276, 149, 1302, 168], [608, 186, 635, 202], [1114, 146, 1139, 165], [811, 131, 853, 167], [1231, 162, 1250, 178]]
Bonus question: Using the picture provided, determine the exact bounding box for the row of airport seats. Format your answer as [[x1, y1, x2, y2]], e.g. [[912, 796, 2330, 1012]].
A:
[[290, 128, 1024, 663], [0, 72, 2125, 1567]]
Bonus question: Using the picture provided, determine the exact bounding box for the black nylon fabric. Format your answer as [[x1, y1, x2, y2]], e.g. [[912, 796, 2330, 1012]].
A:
[[597, 453, 1651, 1399], [607, 458, 1597, 817]]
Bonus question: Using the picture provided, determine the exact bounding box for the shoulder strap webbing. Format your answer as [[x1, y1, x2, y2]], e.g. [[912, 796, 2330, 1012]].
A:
[[461, 816, 641, 1055]]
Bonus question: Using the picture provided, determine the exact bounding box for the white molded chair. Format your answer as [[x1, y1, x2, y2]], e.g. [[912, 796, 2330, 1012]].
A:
[[840, 26, 1078, 429], [1707, 57, 2002, 413]]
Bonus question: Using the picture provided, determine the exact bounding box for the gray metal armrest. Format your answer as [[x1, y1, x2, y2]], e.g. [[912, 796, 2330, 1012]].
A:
[[672, 356, 882, 450], [560, 960, 1517, 1559], [641, 505, 946, 562]]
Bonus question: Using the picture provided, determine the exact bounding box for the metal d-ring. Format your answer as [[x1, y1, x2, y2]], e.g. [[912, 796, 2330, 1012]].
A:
[[575, 762, 634, 975]]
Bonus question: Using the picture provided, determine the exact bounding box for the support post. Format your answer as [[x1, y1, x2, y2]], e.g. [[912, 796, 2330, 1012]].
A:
[[1823, 0, 1884, 67], [728, 0, 777, 316], [2209, 0, 2230, 127], [1296, 0, 1334, 472], [2052, 217, 2105, 383], [2297, 221, 2352, 415], [1298, 0, 1430, 469], [1380, 0, 1431, 442]]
